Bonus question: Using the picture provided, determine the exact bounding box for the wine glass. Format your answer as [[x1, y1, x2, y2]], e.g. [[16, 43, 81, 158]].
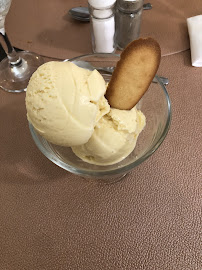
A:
[[0, 0, 44, 93]]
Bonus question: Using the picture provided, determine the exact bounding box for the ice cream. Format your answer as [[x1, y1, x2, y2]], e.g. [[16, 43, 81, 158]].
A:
[[26, 61, 110, 146], [72, 107, 145, 165], [26, 60, 146, 166]]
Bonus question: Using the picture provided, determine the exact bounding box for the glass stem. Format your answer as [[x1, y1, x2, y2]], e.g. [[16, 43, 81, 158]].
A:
[[0, 27, 22, 66]]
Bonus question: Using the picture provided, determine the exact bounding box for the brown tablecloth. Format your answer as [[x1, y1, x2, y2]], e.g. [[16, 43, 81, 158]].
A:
[[6, 0, 202, 59], [0, 0, 202, 269]]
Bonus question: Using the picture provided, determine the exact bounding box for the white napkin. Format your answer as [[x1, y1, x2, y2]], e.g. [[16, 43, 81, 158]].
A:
[[187, 15, 202, 67]]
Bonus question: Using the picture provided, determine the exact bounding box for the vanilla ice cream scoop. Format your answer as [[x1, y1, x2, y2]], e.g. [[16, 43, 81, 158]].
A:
[[26, 61, 110, 146], [72, 107, 146, 165]]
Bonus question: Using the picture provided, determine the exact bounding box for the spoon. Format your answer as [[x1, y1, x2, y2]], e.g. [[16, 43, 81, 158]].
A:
[[70, 60, 169, 85], [69, 3, 152, 22]]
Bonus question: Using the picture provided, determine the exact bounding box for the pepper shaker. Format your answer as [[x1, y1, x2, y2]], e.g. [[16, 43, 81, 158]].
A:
[[116, 0, 143, 50], [88, 0, 117, 53]]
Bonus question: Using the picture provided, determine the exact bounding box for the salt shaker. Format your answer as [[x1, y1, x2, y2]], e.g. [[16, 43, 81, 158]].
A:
[[88, 0, 117, 53], [116, 0, 143, 50]]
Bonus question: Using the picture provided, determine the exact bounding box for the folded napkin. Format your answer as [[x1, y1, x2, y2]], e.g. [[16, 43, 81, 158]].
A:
[[187, 15, 202, 67]]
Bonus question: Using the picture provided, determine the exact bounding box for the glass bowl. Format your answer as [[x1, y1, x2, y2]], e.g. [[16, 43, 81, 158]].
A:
[[29, 53, 171, 182]]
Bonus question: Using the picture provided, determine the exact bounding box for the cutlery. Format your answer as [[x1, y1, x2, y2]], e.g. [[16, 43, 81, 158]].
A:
[[70, 60, 169, 85], [69, 3, 152, 22]]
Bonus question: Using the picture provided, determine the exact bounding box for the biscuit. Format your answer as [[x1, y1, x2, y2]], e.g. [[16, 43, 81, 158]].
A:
[[105, 38, 161, 110]]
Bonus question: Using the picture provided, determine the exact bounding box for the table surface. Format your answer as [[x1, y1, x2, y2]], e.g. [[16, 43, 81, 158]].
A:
[[0, 0, 202, 270]]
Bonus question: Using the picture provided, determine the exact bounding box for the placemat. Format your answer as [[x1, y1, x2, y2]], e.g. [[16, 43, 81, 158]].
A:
[[5, 0, 202, 59], [0, 50, 201, 269]]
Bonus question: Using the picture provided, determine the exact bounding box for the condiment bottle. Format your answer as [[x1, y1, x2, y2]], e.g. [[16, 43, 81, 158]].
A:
[[88, 0, 117, 53], [116, 0, 143, 50]]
